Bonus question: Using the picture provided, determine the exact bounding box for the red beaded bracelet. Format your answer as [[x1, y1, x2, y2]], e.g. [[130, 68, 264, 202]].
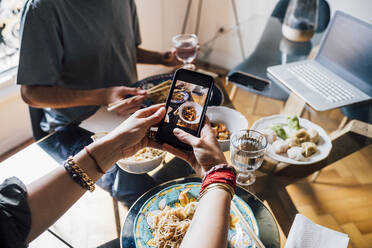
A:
[[200, 164, 237, 196], [84, 146, 105, 174]]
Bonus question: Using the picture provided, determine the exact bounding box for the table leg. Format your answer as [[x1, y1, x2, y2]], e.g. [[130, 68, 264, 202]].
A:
[[280, 93, 306, 116], [229, 84, 238, 101]]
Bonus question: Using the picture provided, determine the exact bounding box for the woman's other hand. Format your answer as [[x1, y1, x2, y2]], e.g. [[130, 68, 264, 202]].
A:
[[103, 104, 166, 160]]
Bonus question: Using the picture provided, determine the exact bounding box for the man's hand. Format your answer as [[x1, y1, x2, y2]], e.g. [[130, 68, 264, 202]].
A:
[[105, 86, 148, 116], [161, 50, 183, 67], [162, 118, 227, 177]]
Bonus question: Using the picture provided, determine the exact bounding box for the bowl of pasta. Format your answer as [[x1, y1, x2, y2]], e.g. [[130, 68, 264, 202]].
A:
[[116, 147, 166, 174], [91, 132, 166, 174]]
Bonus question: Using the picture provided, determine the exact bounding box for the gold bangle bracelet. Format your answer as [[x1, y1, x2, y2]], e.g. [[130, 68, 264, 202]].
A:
[[198, 183, 234, 201]]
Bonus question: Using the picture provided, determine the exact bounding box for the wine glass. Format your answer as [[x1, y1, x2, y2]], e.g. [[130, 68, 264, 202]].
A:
[[230, 130, 268, 186], [172, 34, 198, 70]]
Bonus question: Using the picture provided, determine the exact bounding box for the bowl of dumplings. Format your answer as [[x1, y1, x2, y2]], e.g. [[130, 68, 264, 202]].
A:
[[251, 115, 332, 165]]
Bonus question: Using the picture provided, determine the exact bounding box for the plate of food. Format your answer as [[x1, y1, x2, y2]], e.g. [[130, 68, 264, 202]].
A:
[[207, 106, 249, 151], [178, 102, 203, 125], [171, 91, 189, 104], [251, 115, 332, 165], [133, 182, 259, 248], [132, 73, 224, 106]]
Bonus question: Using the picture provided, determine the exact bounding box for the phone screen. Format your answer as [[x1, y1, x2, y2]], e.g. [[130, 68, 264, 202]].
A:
[[157, 69, 213, 150]]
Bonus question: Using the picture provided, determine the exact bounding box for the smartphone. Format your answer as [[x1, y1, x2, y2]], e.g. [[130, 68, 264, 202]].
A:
[[156, 69, 214, 151], [228, 71, 270, 91]]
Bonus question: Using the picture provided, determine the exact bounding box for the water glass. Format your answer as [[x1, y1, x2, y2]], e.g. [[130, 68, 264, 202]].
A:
[[230, 130, 267, 186], [172, 34, 198, 70]]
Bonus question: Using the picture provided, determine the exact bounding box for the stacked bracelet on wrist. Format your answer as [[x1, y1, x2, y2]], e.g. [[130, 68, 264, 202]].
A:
[[198, 164, 237, 201], [63, 156, 95, 192]]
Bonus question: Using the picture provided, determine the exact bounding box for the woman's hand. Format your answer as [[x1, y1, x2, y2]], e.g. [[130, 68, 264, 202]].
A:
[[103, 104, 166, 160], [162, 118, 227, 177], [104, 86, 148, 116]]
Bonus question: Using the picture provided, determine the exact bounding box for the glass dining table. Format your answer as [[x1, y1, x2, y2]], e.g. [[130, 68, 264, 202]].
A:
[[197, 14, 323, 81]]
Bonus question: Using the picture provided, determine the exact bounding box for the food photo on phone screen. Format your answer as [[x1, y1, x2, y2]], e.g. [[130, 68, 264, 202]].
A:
[[164, 80, 209, 133]]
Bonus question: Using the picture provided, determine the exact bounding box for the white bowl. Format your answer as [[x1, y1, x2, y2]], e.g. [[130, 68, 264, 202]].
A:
[[178, 101, 203, 125], [206, 106, 249, 151], [116, 151, 166, 174], [91, 132, 166, 174]]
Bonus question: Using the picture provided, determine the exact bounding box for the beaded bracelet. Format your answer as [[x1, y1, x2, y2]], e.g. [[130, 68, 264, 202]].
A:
[[63, 156, 95, 192], [200, 164, 237, 193], [198, 164, 237, 201], [84, 146, 105, 174]]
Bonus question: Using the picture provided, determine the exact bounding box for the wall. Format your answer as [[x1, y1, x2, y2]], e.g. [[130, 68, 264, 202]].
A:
[[327, 0, 372, 21], [0, 77, 32, 155]]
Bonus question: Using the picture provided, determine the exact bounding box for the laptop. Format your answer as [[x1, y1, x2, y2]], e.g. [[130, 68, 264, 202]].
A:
[[267, 11, 372, 111]]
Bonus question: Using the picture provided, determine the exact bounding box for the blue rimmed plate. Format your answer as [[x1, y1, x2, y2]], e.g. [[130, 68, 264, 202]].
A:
[[133, 182, 259, 248]]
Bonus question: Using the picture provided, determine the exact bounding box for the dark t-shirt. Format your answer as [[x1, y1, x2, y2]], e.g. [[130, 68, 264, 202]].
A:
[[17, 0, 142, 131], [0, 177, 30, 248]]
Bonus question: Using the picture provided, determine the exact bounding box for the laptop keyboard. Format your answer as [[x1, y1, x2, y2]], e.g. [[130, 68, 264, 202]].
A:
[[287, 64, 355, 103]]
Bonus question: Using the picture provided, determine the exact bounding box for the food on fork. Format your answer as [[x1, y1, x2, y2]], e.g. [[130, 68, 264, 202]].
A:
[[211, 123, 230, 140]]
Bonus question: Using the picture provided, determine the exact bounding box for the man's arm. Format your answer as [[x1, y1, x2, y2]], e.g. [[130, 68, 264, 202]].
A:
[[136, 47, 181, 66], [20, 85, 106, 108], [20, 85, 147, 116]]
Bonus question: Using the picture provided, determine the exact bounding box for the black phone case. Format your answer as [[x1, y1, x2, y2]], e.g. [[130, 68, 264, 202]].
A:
[[156, 69, 214, 151]]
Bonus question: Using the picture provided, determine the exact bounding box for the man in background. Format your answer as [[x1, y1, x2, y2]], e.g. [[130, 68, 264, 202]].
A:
[[17, 0, 179, 206]]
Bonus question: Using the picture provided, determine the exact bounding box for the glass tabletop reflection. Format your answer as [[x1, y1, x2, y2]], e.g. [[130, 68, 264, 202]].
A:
[[198, 15, 323, 79]]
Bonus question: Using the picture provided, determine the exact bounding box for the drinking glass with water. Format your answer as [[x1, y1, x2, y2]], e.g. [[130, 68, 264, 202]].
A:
[[172, 34, 198, 70], [230, 130, 267, 186]]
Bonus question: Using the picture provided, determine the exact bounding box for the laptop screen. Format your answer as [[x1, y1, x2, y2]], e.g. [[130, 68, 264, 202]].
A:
[[316, 11, 372, 93]]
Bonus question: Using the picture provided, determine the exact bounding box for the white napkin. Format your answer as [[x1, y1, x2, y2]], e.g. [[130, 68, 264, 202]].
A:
[[285, 214, 349, 248]]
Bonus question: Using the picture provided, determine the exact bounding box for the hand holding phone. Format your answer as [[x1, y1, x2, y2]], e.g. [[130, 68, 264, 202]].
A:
[[156, 69, 214, 151], [162, 122, 227, 177]]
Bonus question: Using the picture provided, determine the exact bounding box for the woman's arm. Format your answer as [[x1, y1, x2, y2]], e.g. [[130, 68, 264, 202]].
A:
[[25, 104, 166, 243], [181, 189, 231, 248], [163, 119, 233, 248]]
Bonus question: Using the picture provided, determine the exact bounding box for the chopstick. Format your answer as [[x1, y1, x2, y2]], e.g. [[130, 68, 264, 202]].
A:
[[231, 200, 266, 248], [107, 83, 171, 112], [107, 80, 172, 108]]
